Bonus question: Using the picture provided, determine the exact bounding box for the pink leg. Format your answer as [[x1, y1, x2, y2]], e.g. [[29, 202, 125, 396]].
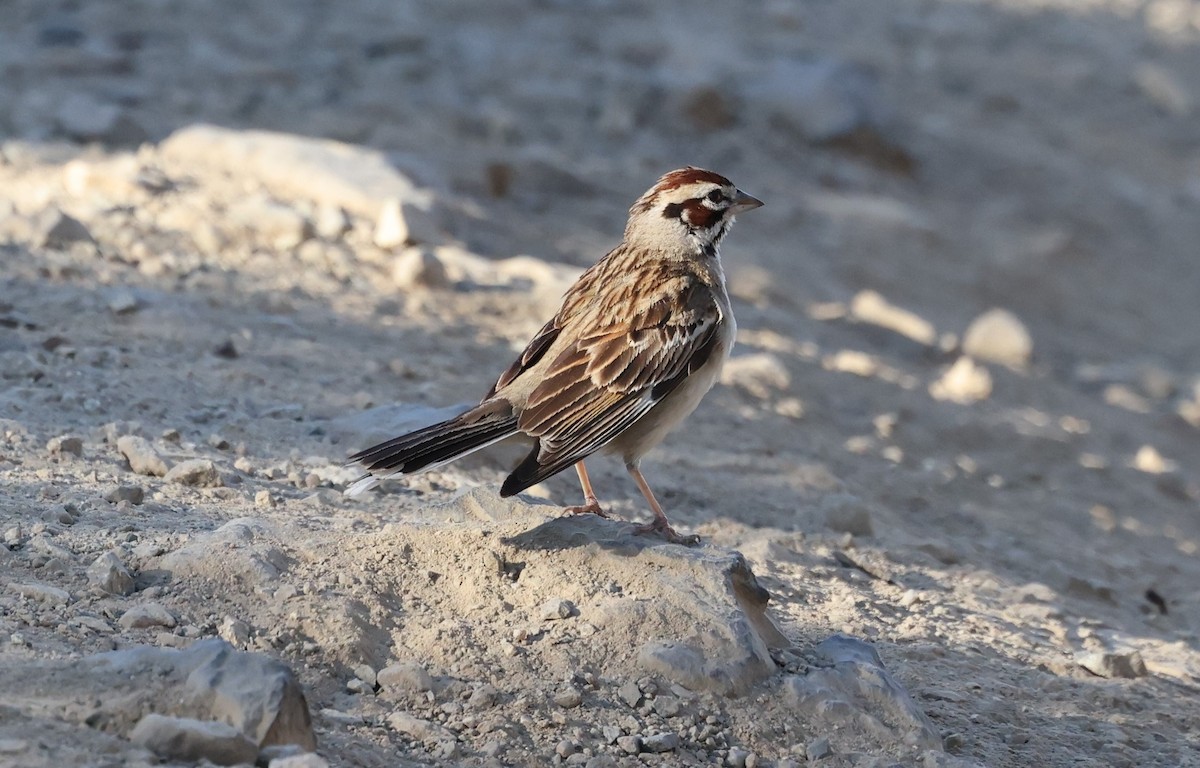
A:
[[627, 463, 698, 545]]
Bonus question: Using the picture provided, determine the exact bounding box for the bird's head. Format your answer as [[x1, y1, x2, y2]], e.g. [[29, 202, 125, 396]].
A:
[[625, 167, 763, 255]]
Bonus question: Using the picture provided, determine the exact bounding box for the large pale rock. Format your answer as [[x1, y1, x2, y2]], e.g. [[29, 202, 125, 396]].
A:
[[460, 490, 788, 696], [130, 714, 258, 766], [2, 639, 314, 752], [784, 635, 942, 754], [159, 125, 434, 221]]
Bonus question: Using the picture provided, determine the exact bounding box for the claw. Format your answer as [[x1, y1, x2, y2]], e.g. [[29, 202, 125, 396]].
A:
[[562, 500, 609, 518], [633, 518, 700, 546]]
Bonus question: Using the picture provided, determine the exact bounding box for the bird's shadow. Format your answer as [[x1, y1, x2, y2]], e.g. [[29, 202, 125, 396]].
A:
[[499, 509, 696, 557]]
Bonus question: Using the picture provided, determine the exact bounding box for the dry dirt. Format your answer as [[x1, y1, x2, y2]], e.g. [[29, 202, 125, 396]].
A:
[[2, 1, 1200, 767]]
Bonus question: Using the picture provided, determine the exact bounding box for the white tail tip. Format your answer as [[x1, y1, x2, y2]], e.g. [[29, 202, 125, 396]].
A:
[[344, 475, 380, 497]]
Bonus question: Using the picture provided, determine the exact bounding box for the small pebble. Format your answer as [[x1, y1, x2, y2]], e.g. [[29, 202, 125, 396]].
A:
[[104, 485, 145, 505], [539, 598, 576, 621], [806, 737, 832, 761], [1077, 650, 1148, 679], [618, 681, 642, 708], [555, 739, 578, 758], [553, 688, 582, 709]]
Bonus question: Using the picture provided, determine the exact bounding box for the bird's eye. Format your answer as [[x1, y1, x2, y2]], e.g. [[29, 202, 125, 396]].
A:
[[706, 190, 725, 204]]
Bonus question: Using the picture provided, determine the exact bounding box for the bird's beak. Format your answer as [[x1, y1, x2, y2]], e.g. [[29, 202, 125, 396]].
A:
[[731, 189, 764, 213]]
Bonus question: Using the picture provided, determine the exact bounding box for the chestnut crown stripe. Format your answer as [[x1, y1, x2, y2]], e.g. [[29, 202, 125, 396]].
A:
[[630, 167, 734, 213]]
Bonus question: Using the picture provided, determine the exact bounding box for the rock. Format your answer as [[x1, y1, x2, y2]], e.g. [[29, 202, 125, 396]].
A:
[[268, 752, 330, 768], [467, 683, 500, 710], [130, 714, 258, 766], [160, 518, 288, 585], [159, 125, 435, 221], [720, 353, 792, 399], [227, 195, 313, 250], [539, 598, 576, 621], [745, 57, 889, 142], [643, 732, 680, 753], [106, 289, 142, 315], [104, 484, 145, 505], [387, 712, 455, 742], [819, 493, 874, 536], [784, 635, 943, 753], [10, 582, 71, 605], [1077, 650, 1148, 679], [164, 458, 221, 487], [374, 198, 441, 248], [119, 602, 177, 630], [377, 660, 434, 692], [616, 735, 643, 754], [806, 737, 832, 760], [962, 309, 1032, 370], [117, 436, 168, 477], [726, 746, 751, 767], [929, 357, 992, 404], [392, 246, 450, 289], [849, 290, 937, 346], [36, 208, 94, 249], [618, 680, 642, 708], [47, 435, 83, 457], [87, 551, 135, 595], [553, 688, 583, 708], [218, 616, 251, 647]]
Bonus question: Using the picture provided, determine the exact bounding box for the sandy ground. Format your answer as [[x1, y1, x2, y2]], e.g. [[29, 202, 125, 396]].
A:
[[2, 1, 1200, 766]]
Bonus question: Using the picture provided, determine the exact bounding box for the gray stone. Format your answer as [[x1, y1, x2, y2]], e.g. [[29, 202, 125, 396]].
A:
[[104, 485, 145, 505], [106, 289, 142, 315], [616, 735, 643, 754], [164, 458, 221, 487], [726, 747, 751, 767], [10, 582, 71, 604], [1077, 650, 1148, 679], [539, 598, 576, 621], [161, 518, 288, 585], [783, 635, 942, 753], [269, 753, 330, 768], [643, 732, 680, 753], [392, 246, 450, 289], [377, 660, 434, 692], [467, 683, 500, 710], [387, 711, 454, 742], [87, 551, 135, 595], [119, 602, 176, 630], [618, 680, 643, 708], [117, 435, 168, 477], [36, 208, 94, 249], [553, 688, 582, 708], [806, 737, 832, 761], [130, 714, 258, 766], [47, 435, 83, 457], [962, 309, 1032, 370]]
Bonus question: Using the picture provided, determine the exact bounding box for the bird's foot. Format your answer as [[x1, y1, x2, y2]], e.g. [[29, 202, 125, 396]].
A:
[[634, 517, 700, 546], [561, 500, 609, 518]]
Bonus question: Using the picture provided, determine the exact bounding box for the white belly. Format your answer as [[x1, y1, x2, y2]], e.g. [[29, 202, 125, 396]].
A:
[[607, 313, 735, 464]]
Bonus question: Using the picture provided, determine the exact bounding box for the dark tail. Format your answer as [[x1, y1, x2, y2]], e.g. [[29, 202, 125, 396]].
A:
[[345, 401, 517, 495]]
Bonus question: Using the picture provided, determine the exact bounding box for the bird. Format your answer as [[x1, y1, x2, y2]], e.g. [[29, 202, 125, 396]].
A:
[[345, 167, 762, 542]]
